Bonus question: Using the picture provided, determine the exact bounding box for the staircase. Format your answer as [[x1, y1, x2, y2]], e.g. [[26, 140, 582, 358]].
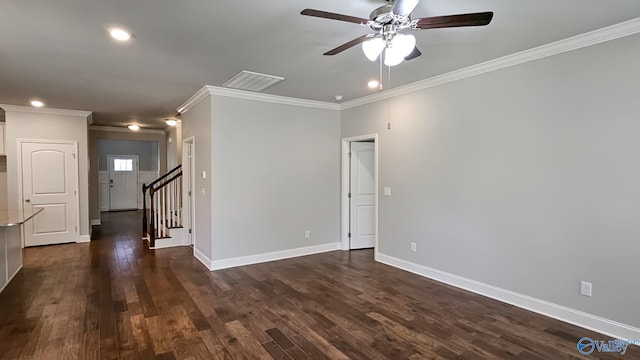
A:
[[142, 165, 186, 249]]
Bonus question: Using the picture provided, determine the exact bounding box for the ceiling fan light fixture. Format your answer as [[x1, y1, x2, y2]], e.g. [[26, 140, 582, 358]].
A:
[[391, 33, 416, 58], [362, 37, 385, 61], [384, 47, 405, 66]]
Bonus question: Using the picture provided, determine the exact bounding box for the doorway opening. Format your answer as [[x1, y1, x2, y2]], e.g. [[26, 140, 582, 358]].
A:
[[341, 134, 378, 255], [98, 139, 160, 212]]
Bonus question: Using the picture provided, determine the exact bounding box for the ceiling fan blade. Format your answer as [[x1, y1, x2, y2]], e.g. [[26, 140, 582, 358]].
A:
[[392, 0, 421, 17], [415, 12, 494, 29], [324, 35, 372, 56], [405, 47, 422, 60], [301, 9, 369, 25]]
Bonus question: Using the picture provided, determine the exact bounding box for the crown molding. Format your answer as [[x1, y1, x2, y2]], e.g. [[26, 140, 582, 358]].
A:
[[89, 125, 166, 135], [177, 85, 340, 114], [206, 86, 341, 110], [176, 86, 211, 114], [340, 17, 640, 110], [0, 104, 92, 118]]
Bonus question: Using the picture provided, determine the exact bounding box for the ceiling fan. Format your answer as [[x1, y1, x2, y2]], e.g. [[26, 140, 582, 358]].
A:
[[301, 0, 494, 66]]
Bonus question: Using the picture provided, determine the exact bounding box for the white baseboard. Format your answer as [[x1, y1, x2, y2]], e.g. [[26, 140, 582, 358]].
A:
[[150, 236, 185, 249], [210, 242, 341, 271], [194, 246, 213, 270], [375, 252, 640, 341], [77, 235, 91, 243], [90, 219, 101, 226]]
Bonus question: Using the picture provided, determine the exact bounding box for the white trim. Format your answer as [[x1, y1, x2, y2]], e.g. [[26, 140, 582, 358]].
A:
[[194, 246, 213, 270], [150, 236, 185, 249], [89, 125, 165, 135], [0, 104, 91, 117], [341, 134, 379, 252], [341, 17, 640, 110], [77, 235, 90, 243], [17, 139, 81, 246], [90, 219, 101, 226], [210, 242, 341, 271], [177, 85, 340, 114], [376, 252, 640, 341]]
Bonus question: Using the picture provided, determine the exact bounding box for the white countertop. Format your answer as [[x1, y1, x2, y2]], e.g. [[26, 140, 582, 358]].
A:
[[0, 208, 44, 227]]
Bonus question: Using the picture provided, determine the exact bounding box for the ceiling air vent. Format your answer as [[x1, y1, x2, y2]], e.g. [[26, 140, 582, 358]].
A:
[[223, 71, 285, 92]]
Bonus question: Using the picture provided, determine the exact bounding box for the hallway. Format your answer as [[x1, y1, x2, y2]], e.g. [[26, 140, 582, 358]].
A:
[[0, 211, 633, 359]]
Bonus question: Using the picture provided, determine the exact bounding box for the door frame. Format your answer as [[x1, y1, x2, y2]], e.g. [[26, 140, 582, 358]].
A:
[[182, 136, 196, 248], [341, 134, 379, 254], [16, 138, 80, 246], [106, 154, 139, 210]]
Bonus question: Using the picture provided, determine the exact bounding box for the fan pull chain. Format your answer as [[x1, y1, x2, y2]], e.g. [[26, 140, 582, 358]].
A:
[[379, 53, 384, 91], [387, 65, 392, 130]]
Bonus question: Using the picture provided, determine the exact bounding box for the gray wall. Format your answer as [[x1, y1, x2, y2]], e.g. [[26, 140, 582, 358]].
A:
[[210, 97, 341, 260], [181, 97, 213, 261], [98, 139, 159, 171], [341, 34, 640, 328]]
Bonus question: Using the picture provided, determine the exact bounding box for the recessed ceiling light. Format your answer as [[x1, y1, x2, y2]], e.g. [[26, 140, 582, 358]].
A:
[[30, 100, 44, 107], [109, 28, 131, 41], [128, 124, 140, 131], [165, 119, 177, 126], [368, 80, 380, 89]]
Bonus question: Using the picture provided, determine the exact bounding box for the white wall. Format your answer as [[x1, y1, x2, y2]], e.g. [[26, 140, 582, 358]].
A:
[[210, 96, 341, 261], [179, 89, 341, 267], [341, 33, 640, 329], [2, 106, 90, 239], [166, 122, 182, 169], [180, 97, 213, 263]]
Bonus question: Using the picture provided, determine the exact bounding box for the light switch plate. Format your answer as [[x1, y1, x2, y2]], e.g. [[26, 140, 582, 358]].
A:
[[201, 171, 206, 179], [384, 187, 392, 196]]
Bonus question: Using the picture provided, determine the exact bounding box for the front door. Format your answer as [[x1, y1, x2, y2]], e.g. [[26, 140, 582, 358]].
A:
[[108, 155, 139, 210], [21, 141, 78, 246], [350, 142, 375, 249]]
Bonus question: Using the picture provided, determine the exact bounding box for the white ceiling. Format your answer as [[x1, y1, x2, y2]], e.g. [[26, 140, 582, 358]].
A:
[[1, 0, 639, 129]]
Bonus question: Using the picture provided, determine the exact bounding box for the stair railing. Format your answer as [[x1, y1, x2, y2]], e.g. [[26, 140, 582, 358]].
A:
[[142, 165, 182, 247]]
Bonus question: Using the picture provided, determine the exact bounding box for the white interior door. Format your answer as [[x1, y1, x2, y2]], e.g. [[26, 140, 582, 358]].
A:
[[108, 155, 139, 210], [350, 142, 375, 249], [21, 141, 78, 246], [182, 140, 193, 246]]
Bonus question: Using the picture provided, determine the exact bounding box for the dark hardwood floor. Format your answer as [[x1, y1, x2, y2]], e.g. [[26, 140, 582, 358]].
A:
[[0, 211, 635, 359]]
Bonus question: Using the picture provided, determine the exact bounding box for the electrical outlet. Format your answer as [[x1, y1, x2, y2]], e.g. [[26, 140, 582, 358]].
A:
[[580, 281, 592, 297], [305, 230, 310, 239], [410, 242, 417, 252]]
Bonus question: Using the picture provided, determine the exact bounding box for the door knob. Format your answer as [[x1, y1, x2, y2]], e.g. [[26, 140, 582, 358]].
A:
[[25, 199, 30, 203]]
